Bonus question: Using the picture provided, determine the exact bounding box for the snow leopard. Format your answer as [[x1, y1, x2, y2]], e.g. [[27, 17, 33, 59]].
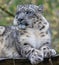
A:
[[13, 4, 56, 64], [0, 4, 56, 64]]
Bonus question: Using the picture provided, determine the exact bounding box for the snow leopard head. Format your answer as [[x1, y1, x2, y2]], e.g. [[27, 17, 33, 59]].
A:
[[13, 4, 49, 31]]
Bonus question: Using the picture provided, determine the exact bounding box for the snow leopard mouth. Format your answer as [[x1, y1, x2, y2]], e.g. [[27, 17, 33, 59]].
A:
[[17, 19, 29, 29]]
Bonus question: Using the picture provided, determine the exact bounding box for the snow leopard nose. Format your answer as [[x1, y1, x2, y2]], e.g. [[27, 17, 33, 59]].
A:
[[18, 13, 25, 21]]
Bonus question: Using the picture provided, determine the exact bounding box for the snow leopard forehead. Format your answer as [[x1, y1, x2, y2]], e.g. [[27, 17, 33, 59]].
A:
[[16, 4, 43, 13]]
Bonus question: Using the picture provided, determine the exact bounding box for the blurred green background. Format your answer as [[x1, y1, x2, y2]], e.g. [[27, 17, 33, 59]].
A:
[[0, 0, 59, 53]]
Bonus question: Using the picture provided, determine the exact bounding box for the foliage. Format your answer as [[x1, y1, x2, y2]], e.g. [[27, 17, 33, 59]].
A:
[[0, 0, 59, 53]]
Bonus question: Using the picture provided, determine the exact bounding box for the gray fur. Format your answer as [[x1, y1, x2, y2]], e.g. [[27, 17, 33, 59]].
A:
[[0, 4, 56, 64], [13, 4, 56, 64]]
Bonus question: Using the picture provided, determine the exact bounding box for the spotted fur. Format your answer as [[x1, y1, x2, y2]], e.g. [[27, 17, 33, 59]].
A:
[[0, 4, 56, 64], [13, 4, 56, 64]]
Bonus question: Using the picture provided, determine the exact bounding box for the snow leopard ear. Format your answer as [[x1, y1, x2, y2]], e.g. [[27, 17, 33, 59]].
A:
[[16, 5, 22, 12], [38, 5, 44, 13]]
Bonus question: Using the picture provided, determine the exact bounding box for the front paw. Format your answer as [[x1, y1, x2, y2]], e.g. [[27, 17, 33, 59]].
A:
[[41, 46, 56, 58], [49, 49, 56, 56], [29, 49, 43, 64]]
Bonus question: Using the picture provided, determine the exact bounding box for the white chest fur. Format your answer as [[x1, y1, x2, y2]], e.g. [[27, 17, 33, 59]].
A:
[[20, 28, 51, 49]]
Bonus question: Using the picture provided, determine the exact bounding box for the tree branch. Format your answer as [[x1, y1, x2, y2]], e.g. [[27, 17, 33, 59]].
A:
[[0, 6, 15, 17], [0, 54, 59, 65]]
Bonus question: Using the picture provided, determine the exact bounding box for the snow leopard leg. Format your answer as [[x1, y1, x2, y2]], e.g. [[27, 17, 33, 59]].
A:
[[16, 43, 43, 64], [41, 46, 56, 58]]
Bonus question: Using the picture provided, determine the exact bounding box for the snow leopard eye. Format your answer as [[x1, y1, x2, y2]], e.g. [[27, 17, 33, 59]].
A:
[[26, 11, 31, 14], [26, 11, 34, 16]]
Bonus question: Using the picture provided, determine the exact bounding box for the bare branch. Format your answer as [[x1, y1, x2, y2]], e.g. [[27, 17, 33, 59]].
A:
[[0, 6, 15, 17]]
